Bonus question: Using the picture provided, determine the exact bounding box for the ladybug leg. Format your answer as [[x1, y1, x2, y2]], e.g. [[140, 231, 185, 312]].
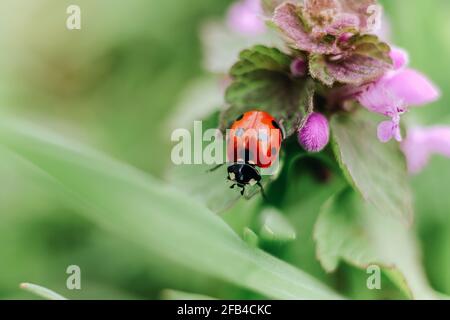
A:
[[257, 182, 268, 201], [207, 163, 224, 173], [230, 184, 236, 189], [240, 186, 245, 196]]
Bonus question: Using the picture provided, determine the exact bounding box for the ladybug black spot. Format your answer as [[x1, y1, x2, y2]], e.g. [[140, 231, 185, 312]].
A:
[[271, 120, 285, 139], [271, 120, 281, 131]]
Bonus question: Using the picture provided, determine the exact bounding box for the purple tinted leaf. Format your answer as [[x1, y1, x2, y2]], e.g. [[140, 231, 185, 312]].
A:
[[304, 0, 379, 35], [262, 0, 296, 16], [326, 52, 390, 85], [309, 35, 392, 86], [273, 2, 341, 55]]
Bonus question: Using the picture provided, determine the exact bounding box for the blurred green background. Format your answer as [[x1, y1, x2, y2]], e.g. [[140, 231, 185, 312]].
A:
[[0, 0, 449, 299]]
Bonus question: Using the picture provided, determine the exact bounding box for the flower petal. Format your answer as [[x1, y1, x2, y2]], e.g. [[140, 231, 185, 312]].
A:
[[377, 120, 396, 143], [389, 47, 409, 70], [385, 68, 441, 107], [227, 0, 266, 35], [425, 127, 450, 157], [357, 80, 404, 116], [401, 126, 450, 174]]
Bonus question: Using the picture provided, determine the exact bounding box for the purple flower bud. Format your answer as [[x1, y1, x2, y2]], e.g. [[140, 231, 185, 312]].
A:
[[298, 112, 330, 152], [290, 57, 307, 77]]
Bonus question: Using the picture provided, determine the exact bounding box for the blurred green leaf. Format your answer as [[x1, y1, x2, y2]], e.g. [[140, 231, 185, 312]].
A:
[[259, 207, 296, 243], [331, 110, 413, 224], [167, 76, 225, 132], [314, 189, 437, 299], [274, 154, 346, 284], [243, 227, 259, 248], [20, 283, 67, 300], [0, 118, 341, 300], [200, 20, 283, 74], [314, 190, 377, 272]]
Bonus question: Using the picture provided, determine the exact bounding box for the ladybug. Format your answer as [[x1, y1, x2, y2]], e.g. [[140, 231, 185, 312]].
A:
[[226, 110, 284, 196]]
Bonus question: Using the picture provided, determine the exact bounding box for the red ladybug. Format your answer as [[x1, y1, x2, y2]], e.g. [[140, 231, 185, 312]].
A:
[[226, 110, 284, 196]]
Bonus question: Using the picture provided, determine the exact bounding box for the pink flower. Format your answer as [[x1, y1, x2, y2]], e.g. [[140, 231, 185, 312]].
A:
[[401, 127, 450, 174], [227, 0, 266, 36], [357, 47, 440, 143], [298, 112, 330, 152]]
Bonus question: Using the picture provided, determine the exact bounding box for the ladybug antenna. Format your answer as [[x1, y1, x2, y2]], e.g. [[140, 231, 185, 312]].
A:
[[257, 182, 268, 201]]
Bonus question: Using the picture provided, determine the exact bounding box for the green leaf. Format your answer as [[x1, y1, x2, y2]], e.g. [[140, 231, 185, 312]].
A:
[[309, 54, 336, 87], [20, 283, 67, 300], [275, 153, 347, 283], [167, 76, 224, 131], [314, 189, 438, 299], [0, 118, 341, 300], [243, 227, 259, 248], [259, 207, 297, 243], [330, 109, 413, 224], [230, 45, 291, 76], [314, 190, 378, 272], [224, 45, 315, 136]]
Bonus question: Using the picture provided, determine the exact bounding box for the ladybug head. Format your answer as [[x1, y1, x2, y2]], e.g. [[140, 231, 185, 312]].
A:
[[227, 163, 261, 187]]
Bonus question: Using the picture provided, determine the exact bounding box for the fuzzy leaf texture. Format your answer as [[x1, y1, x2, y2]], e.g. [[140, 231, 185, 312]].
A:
[[303, 0, 379, 34], [224, 45, 315, 137], [272, 1, 381, 55], [309, 35, 392, 86], [273, 2, 341, 55]]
